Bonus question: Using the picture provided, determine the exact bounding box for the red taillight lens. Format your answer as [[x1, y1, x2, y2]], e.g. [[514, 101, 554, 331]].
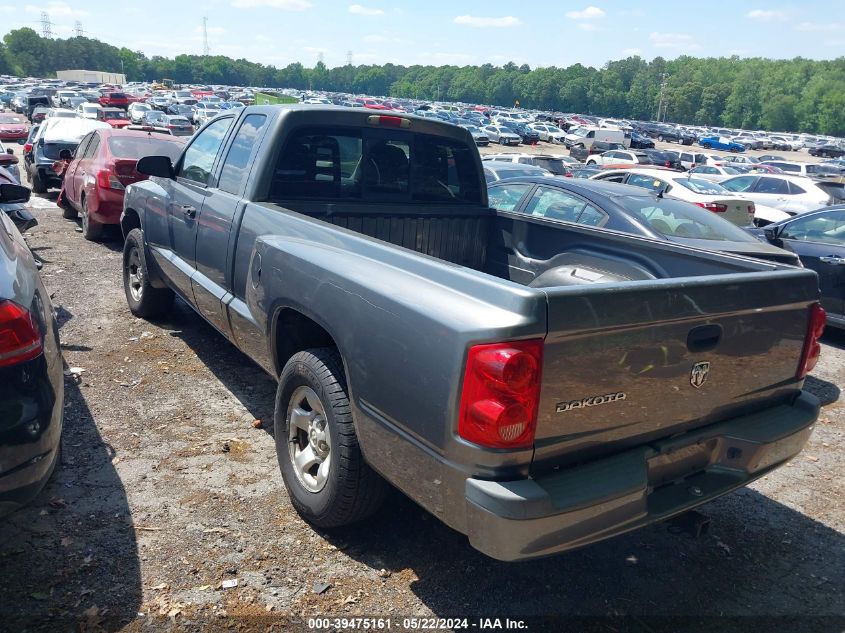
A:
[[458, 339, 543, 449], [797, 303, 826, 379], [695, 202, 728, 213], [0, 300, 43, 367], [23, 143, 32, 153], [97, 168, 125, 191], [367, 115, 410, 128]]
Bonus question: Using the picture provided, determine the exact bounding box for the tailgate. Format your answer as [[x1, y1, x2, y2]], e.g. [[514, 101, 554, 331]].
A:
[[532, 269, 819, 472]]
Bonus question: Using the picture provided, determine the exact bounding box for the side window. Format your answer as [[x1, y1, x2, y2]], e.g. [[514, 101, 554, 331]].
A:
[[75, 133, 93, 159], [755, 178, 789, 194], [218, 114, 267, 195], [577, 204, 606, 227], [85, 134, 100, 159], [524, 186, 587, 223], [781, 211, 845, 244], [178, 117, 232, 185], [488, 183, 531, 212], [412, 135, 481, 203], [722, 176, 756, 192], [596, 173, 625, 183], [788, 182, 806, 195]]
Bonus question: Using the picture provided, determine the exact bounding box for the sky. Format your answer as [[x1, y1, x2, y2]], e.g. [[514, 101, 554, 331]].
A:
[[0, 1, 843, 69]]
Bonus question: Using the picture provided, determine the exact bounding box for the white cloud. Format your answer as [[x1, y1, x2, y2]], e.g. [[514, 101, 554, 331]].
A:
[[25, 1, 87, 17], [622, 47, 641, 56], [796, 21, 841, 32], [649, 32, 700, 49], [231, 0, 312, 9], [349, 4, 383, 15], [454, 15, 521, 28], [746, 9, 786, 20], [578, 23, 597, 31], [565, 6, 605, 20]]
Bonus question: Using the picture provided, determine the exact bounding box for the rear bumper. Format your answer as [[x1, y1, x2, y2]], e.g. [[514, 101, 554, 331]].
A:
[[464, 391, 819, 561], [89, 188, 125, 224]]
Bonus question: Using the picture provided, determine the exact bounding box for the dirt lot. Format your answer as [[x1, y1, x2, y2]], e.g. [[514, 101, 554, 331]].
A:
[[0, 144, 843, 632]]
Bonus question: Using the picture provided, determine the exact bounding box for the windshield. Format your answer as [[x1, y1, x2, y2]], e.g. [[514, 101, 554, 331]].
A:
[[672, 177, 729, 194], [0, 114, 23, 123], [107, 136, 183, 161], [531, 158, 567, 175], [103, 111, 126, 119], [616, 196, 756, 242], [175, 91, 192, 97]]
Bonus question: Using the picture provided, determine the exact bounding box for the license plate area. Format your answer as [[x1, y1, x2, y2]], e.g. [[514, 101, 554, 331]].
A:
[[647, 439, 718, 488]]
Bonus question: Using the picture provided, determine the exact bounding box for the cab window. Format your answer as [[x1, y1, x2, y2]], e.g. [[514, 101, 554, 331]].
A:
[[178, 117, 232, 185]]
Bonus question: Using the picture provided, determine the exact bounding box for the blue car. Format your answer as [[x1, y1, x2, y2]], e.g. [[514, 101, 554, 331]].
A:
[[698, 135, 746, 153]]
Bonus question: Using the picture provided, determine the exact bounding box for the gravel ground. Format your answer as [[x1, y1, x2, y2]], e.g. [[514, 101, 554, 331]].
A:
[[0, 143, 842, 632]]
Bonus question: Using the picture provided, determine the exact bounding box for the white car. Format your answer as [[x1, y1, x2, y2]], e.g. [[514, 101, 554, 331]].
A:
[[720, 174, 843, 214], [483, 125, 521, 146], [759, 161, 843, 179], [195, 107, 222, 127], [44, 108, 77, 120], [721, 155, 759, 165], [75, 103, 102, 120], [689, 165, 746, 181], [528, 123, 567, 144], [482, 153, 580, 176], [590, 168, 757, 226], [584, 149, 652, 167], [127, 102, 152, 124]]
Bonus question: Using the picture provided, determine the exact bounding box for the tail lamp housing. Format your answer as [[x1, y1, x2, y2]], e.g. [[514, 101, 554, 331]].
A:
[[797, 303, 826, 379], [695, 202, 728, 213], [0, 300, 43, 368], [97, 168, 125, 191], [458, 339, 543, 449]]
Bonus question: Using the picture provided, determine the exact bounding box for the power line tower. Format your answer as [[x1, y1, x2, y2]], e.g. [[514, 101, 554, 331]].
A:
[[202, 17, 210, 56], [40, 12, 53, 38], [317, 51, 324, 65], [74, 21, 84, 37], [346, 50, 353, 66], [655, 73, 669, 122]]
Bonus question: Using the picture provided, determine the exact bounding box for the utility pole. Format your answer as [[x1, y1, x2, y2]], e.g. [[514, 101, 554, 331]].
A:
[[40, 12, 53, 38], [74, 21, 83, 37], [655, 73, 669, 122], [202, 17, 210, 56]]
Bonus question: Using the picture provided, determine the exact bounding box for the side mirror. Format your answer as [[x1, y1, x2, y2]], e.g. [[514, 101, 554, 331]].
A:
[[6, 148, 12, 155], [59, 149, 72, 161], [137, 155, 174, 178], [0, 183, 31, 204]]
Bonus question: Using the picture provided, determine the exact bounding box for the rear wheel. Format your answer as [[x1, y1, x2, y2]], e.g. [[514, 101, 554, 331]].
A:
[[59, 195, 78, 219], [30, 170, 47, 194], [657, 135, 664, 142], [80, 197, 103, 241], [275, 348, 388, 528]]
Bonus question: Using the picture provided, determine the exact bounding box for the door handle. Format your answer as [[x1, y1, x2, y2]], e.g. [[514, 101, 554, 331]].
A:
[[181, 205, 197, 219], [819, 256, 845, 265]]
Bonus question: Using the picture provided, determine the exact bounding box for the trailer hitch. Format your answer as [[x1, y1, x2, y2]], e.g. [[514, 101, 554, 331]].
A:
[[667, 510, 711, 539]]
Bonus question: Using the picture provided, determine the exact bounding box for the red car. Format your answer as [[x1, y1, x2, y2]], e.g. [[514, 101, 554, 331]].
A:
[[0, 113, 29, 141], [96, 108, 131, 129], [98, 92, 130, 109], [57, 129, 184, 240]]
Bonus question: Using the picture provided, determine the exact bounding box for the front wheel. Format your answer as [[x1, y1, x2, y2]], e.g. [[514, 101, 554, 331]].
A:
[[122, 228, 173, 318], [275, 348, 387, 528], [30, 170, 47, 194]]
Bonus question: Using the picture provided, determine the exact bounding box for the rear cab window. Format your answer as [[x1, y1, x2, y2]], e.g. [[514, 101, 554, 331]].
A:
[[267, 127, 482, 204]]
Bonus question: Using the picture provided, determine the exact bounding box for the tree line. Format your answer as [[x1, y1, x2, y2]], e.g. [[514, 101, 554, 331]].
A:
[[2, 27, 843, 135]]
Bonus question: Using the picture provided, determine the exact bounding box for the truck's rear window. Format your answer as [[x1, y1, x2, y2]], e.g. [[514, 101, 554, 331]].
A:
[[268, 127, 482, 204]]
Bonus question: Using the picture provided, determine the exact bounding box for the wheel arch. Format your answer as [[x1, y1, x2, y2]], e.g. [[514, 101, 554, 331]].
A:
[[271, 307, 341, 379]]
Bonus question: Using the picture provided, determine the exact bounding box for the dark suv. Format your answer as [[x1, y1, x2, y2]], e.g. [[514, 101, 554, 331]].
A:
[[570, 140, 624, 162]]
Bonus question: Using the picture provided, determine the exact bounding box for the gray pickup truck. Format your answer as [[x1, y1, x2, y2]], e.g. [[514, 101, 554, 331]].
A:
[[120, 106, 825, 561]]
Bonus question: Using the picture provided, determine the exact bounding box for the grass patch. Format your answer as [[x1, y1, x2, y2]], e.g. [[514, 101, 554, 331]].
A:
[[255, 92, 299, 105]]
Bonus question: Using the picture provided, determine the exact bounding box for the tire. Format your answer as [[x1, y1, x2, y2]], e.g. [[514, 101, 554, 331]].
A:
[[60, 194, 78, 219], [657, 135, 664, 142], [80, 197, 103, 241], [30, 170, 47, 194], [122, 228, 174, 318], [701, 142, 711, 149], [275, 348, 388, 528]]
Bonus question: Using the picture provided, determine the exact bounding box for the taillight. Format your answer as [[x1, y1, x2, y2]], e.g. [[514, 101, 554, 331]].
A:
[[97, 168, 125, 190], [0, 300, 43, 368], [23, 143, 32, 153], [695, 202, 728, 213], [458, 339, 543, 449], [747, 203, 755, 216], [797, 303, 826, 379]]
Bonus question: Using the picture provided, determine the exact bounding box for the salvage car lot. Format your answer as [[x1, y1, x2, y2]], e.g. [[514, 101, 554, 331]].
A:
[[0, 136, 843, 631]]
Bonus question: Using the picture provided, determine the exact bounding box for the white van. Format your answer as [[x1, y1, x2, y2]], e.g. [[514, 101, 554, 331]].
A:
[[564, 126, 628, 149]]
